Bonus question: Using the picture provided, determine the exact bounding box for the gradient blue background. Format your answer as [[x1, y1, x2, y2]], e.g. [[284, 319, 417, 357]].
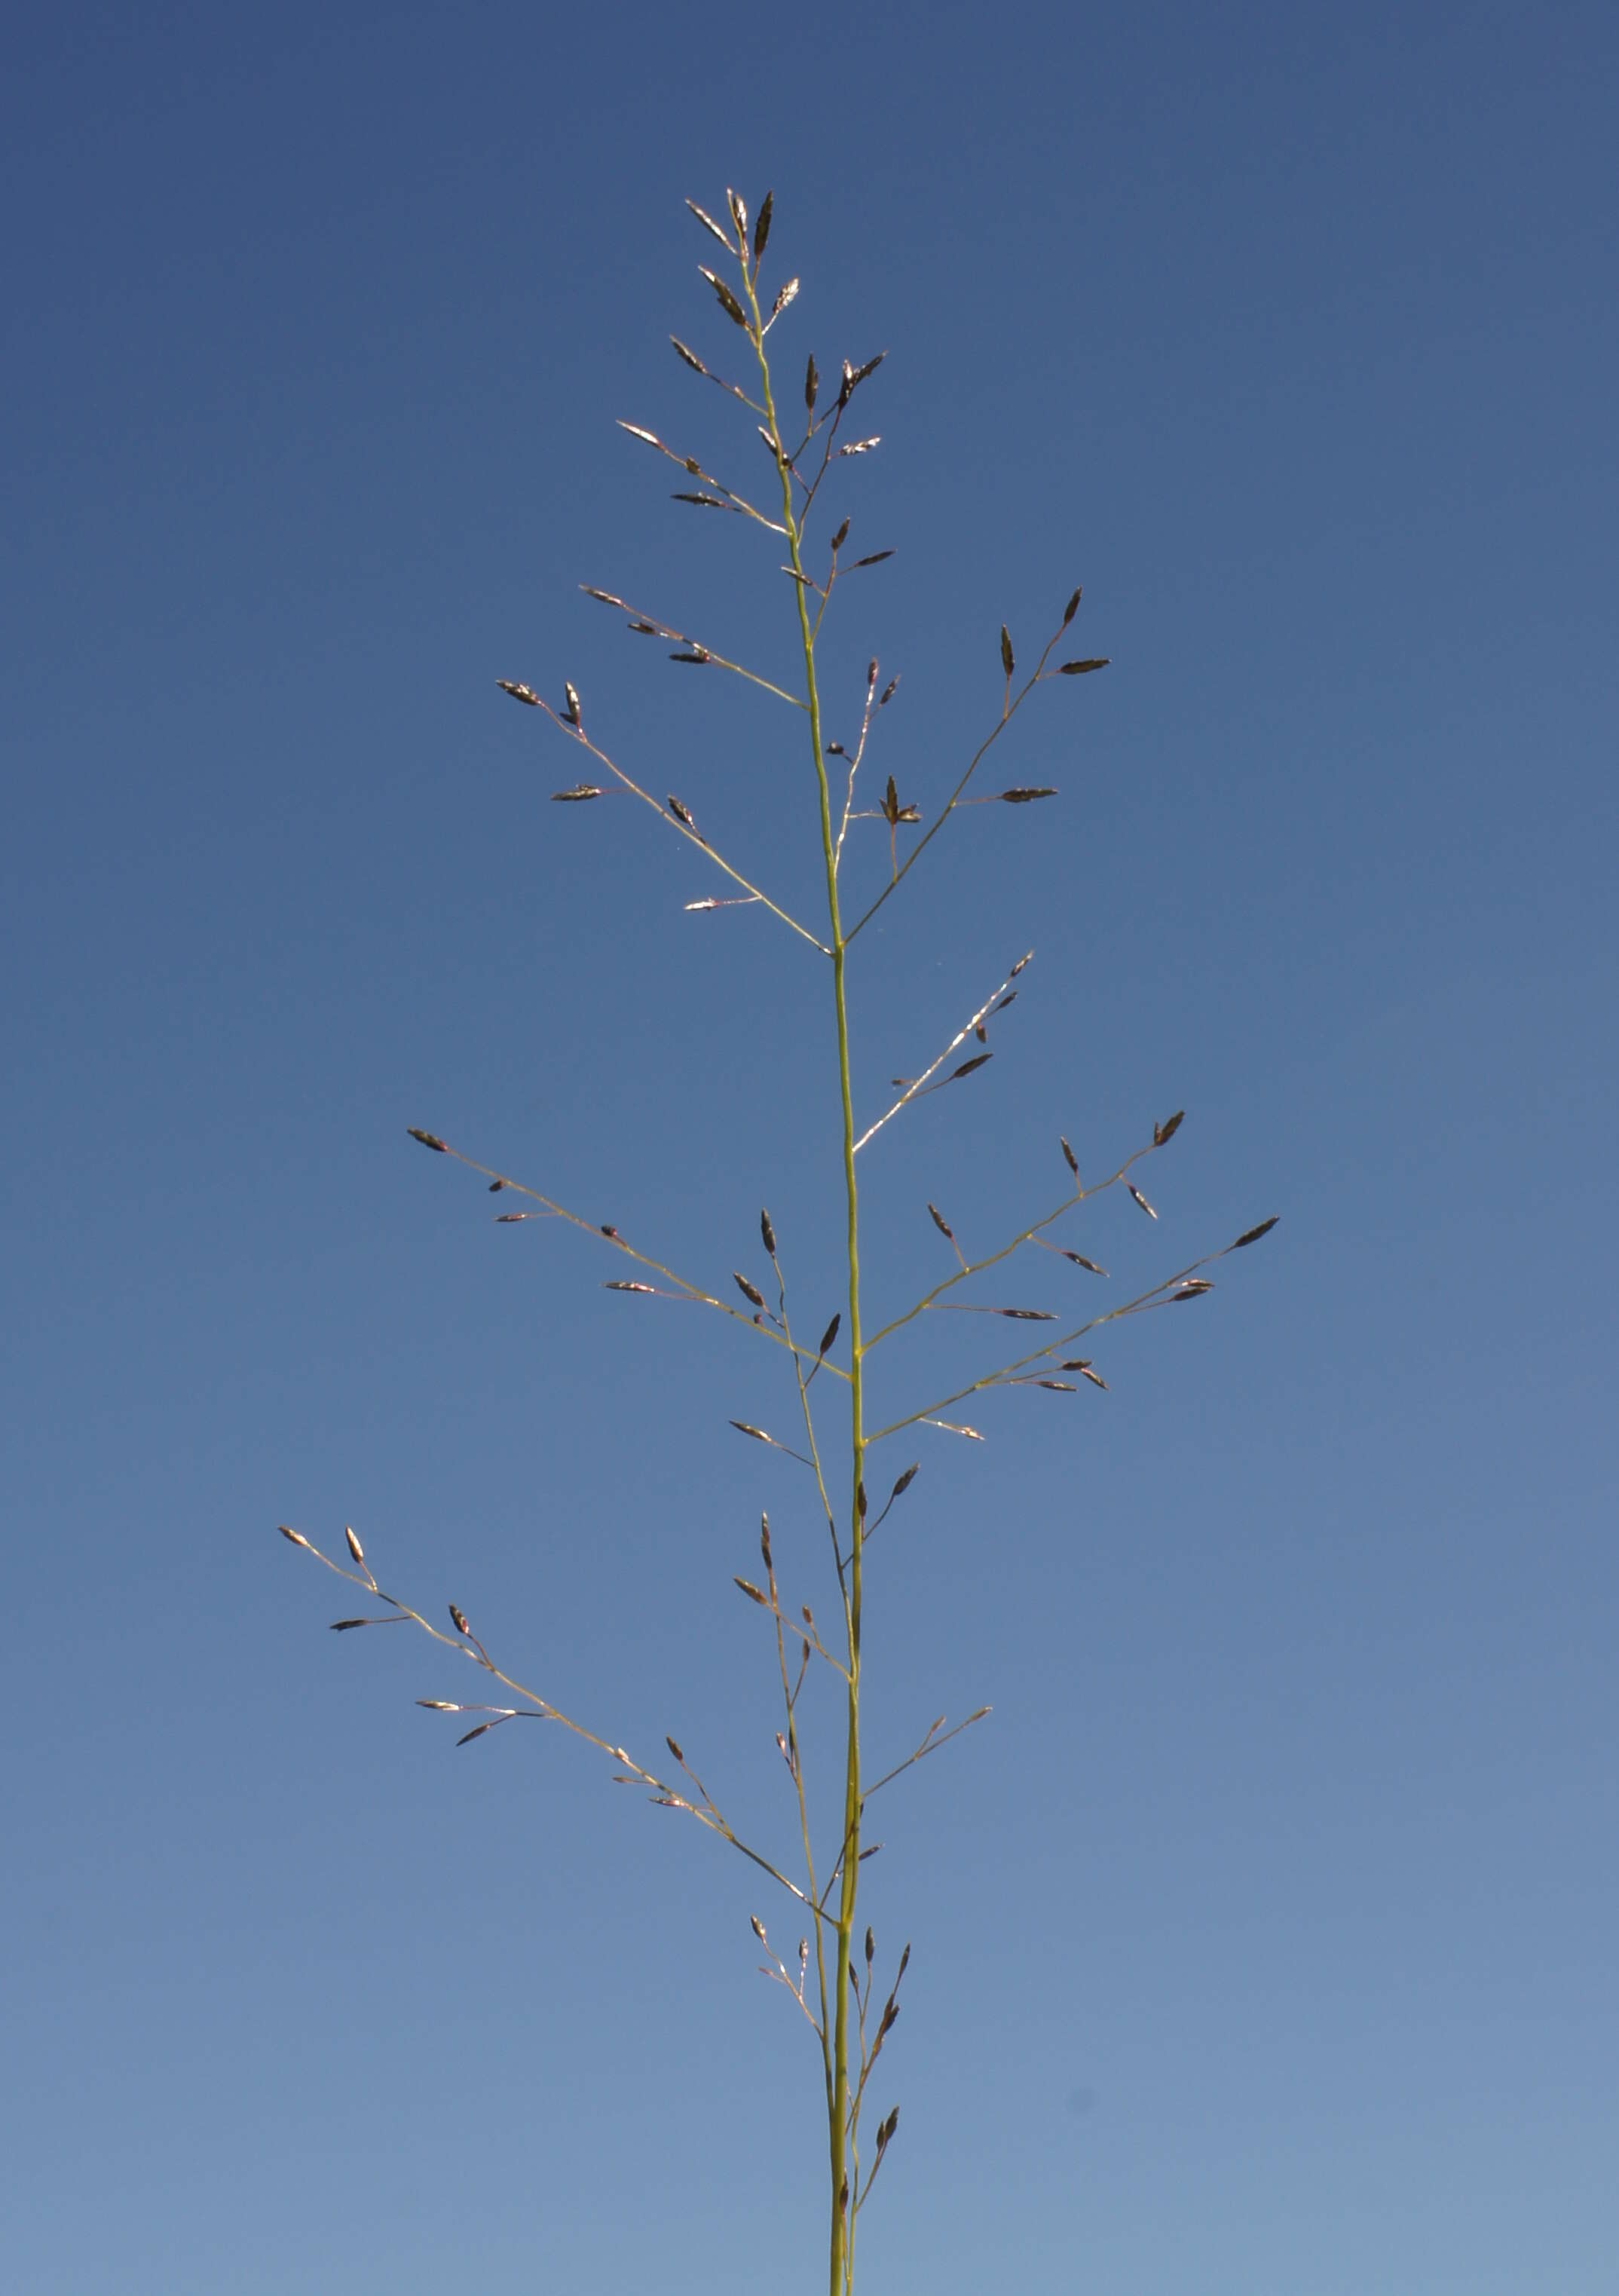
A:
[[5, 4, 1615, 2291]]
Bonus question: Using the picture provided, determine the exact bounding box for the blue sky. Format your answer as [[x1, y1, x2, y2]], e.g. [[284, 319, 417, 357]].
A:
[[5, 3, 1615, 2291]]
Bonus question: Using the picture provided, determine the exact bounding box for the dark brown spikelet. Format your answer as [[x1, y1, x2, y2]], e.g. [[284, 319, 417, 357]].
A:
[[1000, 626, 1015, 678], [407, 1128, 448, 1153], [698, 267, 749, 329], [753, 189, 773, 263], [1060, 1135, 1079, 1179], [605, 1279, 656, 1293], [670, 336, 709, 375], [1232, 1217, 1280, 1249], [879, 676, 900, 706], [488, 1179, 506, 1191], [449, 1605, 470, 1635], [1154, 1110, 1185, 1146], [851, 550, 894, 568], [1063, 586, 1082, 626], [891, 1464, 919, 1500], [761, 1208, 776, 1256], [880, 775, 921, 826], [685, 199, 733, 252], [1126, 1182, 1158, 1220], [600, 1224, 619, 1238], [666, 1734, 684, 1762], [562, 681, 582, 727], [1057, 657, 1109, 675], [996, 786, 1057, 804], [998, 1307, 1056, 1321], [831, 516, 850, 552], [1172, 1279, 1213, 1300], [759, 1513, 773, 1569], [865, 1924, 876, 1967], [551, 783, 603, 802], [928, 1203, 954, 1241], [726, 188, 747, 243], [770, 277, 799, 320], [816, 1312, 840, 1358], [949, 1052, 992, 1082], [857, 1482, 868, 1519], [668, 796, 696, 828], [1062, 1251, 1107, 1275], [494, 1211, 529, 1223], [456, 1722, 494, 1746], [805, 353, 819, 412], [497, 678, 540, 706], [733, 1272, 767, 1309], [329, 1618, 370, 1632]]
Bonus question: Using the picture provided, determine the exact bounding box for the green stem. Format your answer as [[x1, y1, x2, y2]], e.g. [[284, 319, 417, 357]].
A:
[[746, 264, 865, 2296]]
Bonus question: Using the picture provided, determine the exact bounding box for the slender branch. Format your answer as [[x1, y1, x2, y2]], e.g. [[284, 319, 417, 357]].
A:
[[864, 1133, 1167, 1352], [280, 1529, 828, 1918], [770, 1243, 852, 1610], [866, 1223, 1272, 1443], [405, 1131, 853, 1388], [616, 419, 788, 534], [763, 1523, 834, 2074], [843, 628, 1066, 946], [834, 667, 881, 872], [578, 586, 808, 712], [518, 698, 831, 955], [852, 953, 1031, 1156], [862, 1707, 991, 1802]]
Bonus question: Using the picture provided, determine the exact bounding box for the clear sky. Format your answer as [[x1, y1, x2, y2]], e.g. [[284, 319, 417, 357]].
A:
[[5, 4, 1615, 2291]]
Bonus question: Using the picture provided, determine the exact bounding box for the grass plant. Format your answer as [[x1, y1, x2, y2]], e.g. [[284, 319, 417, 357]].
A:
[[278, 186, 1277, 2294]]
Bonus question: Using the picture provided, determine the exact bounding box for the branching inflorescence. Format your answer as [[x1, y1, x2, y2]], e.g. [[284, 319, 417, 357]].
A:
[[280, 185, 1276, 2296]]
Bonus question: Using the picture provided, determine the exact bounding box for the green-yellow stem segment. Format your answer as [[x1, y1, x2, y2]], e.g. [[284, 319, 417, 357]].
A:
[[745, 268, 865, 2296]]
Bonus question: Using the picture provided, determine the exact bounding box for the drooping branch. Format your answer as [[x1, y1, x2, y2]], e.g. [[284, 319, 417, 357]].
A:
[[277, 1524, 829, 1921], [400, 1128, 853, 1389], [577, 584, 808, 713], [497, 685, 831, 956]]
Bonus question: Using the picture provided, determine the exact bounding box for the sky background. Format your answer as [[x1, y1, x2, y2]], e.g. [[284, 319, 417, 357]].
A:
[[5, 3, 1616, 2291]]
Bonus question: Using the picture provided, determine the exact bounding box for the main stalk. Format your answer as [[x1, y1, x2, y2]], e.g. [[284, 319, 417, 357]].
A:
[[747, 271, 866, 2296]]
